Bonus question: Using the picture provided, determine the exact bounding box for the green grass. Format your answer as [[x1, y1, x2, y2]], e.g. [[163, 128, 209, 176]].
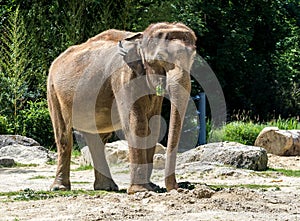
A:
[[14, 163, 39, 167], [268, 117, 300, 130], [0, 188, 109, 202], [72, 181, 91, 184], [28, 175, 48, 180], [72, 149, 81, 158], [267, 168, 300, 177], [209, 184, 281, 191], [208, 116, 299, 145], [46, 159, 57, 165], [72, 165, 93, 171]]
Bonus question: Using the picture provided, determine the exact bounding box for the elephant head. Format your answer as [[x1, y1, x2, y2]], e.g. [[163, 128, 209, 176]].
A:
[[118, 22, 197, 191]]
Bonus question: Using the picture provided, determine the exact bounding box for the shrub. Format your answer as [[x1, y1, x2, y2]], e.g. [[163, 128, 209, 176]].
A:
[[0, 115, 13, 134], [20, 100, 54, 148], [223, 122, 265, 145], [208, 121, 265, 145], [208, 116, 299, 146]]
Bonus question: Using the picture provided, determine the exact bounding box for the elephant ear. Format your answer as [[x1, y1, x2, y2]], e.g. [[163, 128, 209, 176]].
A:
[[118, 33, 145, 74]]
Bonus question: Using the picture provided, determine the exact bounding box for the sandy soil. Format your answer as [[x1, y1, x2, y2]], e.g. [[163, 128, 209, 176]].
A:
[[0, 154, 299, 221]]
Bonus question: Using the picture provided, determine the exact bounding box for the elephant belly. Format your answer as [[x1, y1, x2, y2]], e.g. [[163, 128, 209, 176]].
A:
[[73, 108, 122, 133]]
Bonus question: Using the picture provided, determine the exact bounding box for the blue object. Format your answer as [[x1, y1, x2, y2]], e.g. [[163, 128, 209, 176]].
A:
[[193, 93, 206, 145]]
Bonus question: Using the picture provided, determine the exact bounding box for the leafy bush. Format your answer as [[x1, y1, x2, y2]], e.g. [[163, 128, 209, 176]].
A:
[[0, 115, 13, 134], [208, 116, 300, 145], [223, 122, 265, 145], [20, 100, 54, 148]]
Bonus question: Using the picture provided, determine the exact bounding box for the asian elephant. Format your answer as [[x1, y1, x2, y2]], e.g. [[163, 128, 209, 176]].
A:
[[47, 22, 196, 194]]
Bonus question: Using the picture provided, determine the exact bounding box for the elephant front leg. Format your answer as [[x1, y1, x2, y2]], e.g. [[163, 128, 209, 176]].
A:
[[127, 146, 151, 194], [125, 109, 158, 194]]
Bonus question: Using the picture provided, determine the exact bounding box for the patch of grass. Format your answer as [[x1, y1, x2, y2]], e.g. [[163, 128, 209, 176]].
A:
[[267, 168, 300, 177], [0, 188, 109, 202], [14, 162, 39, 167], [209, 184, 280, 191], [72, 165, 93, 171], [268, 117, 300, 130], [72, 181, 91, 184], [46, 159, 56, 165], [28, 175, 48, 180], [72, 149, 81, 158]]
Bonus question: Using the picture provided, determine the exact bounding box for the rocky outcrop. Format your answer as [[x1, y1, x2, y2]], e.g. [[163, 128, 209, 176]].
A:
[[255, 127, 300, 156], [80, 140, 166, 168], [177, 142, 268, 171], [0, 135, 40, 149], [80, 140, 268, 171], [0, 135, 55, 165], [0, 145, 55, 165]]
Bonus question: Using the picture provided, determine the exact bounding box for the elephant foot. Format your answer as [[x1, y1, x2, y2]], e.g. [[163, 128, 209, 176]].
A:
[[94, 178, 119, 191], [165, 174, 178, 192], [50, 181, 71, 191], [127, 182, 160, 194]]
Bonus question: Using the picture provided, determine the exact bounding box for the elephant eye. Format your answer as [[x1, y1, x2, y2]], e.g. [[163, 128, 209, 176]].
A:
[[157, 32, 163, 39]]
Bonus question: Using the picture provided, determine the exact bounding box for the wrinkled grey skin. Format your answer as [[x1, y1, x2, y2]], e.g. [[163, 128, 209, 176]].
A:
[[47, 22, 196, 194]]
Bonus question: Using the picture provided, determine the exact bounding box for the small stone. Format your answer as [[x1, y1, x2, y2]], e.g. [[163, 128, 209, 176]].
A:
[[192, 185, 215, 199], [142, 198, 150, 204], [0, 158, 15, 167]]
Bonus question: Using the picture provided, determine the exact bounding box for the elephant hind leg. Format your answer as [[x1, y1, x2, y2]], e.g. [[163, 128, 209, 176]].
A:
[[82, 132, 118, 191], [48, 90, 73, 191]]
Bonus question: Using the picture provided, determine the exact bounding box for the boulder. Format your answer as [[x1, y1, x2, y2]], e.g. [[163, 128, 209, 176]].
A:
[[79, 146, 92, 166], [0, 157, 15, 167], [0, 144, 55, 165], [153, 154, 166, 169], [80, 140, 167, 169], [177, 142, 268, 171], [0, 135, 40, 149], [105, 140, 129, 164], [255, 127, 300, 156]]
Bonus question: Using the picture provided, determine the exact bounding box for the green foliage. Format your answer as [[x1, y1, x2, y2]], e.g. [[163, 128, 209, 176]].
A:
[[213, 121, 264, 145], [268, 117, 300, 130], [0, 115, 12, 134], [20, 100, 54, 148], [224, 122, 265, 145], [0, 6, 32, 133], [209, 116, 300, 145], [0, 1, 299, 148]]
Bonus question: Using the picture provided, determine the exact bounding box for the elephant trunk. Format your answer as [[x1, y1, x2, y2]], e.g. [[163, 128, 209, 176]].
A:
[[165, 66, 191, 191]]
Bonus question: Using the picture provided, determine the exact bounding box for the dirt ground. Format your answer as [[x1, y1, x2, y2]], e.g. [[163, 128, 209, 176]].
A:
[[0, 154, 299, 221]]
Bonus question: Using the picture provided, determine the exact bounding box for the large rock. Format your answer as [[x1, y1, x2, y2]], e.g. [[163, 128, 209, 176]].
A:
[[0, 144, 55, 165], [255, 127, 300, 156], [80, 140, 167, 169], [105, 140, 130, 164], [177, 142, 268, 171], [0, 135, 40, 149]]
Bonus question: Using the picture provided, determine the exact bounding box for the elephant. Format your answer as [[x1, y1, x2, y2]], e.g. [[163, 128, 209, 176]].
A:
[[47, 22, 196, 194]]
